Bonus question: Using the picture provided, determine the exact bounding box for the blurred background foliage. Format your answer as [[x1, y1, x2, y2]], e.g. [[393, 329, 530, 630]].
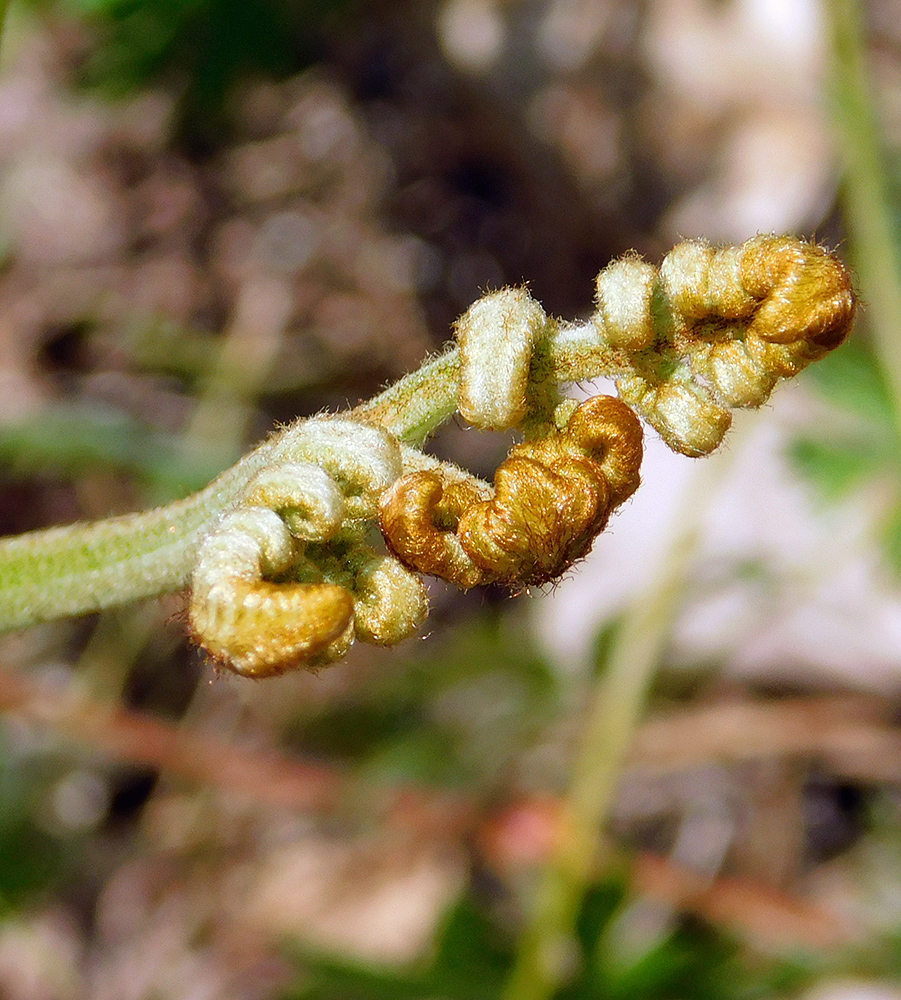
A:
[[1, 0, 901, 998], [44, 0, 363, 147]]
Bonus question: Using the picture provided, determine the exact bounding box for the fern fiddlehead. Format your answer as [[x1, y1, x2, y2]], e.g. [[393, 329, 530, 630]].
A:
[[0, 235, 856, 677]]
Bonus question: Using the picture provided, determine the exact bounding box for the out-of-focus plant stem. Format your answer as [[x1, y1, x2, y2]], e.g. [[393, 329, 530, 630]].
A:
[[826, 0, 901, 436], [501, 439, 740, 1000], [0, 0, 9, 56]]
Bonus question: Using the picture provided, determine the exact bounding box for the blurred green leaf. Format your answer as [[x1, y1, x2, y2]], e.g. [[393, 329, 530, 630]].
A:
[[802, 337, 895, 424], [791, 437, 885, 500], [285, 878, 803, 1000], [878, 497, 901, 577], [789, 337, 901, 579], [295, 702, 424, 763], [791, 338, 901, 500], [0, 401, 226, 497], [565, 885, 755, 1000], [45, 0, 363, 144], [286, 897, 508, 1000], [0, 733, 72, 906]]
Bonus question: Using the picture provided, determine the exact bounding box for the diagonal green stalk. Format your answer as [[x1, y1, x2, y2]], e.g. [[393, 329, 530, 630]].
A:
[[0, 449, 267, 630], [500, 438, 738, 1000], [0, 0, 10, 58]]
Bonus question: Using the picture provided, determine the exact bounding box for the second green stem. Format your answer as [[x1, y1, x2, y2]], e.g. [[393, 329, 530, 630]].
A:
[[501, 440, 735, 1000]]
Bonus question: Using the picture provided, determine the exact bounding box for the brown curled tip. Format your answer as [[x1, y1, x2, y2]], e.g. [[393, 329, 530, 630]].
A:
[[190, 580, 354, 678], [379, 472, 491, 589], [563, 395, 645, 507], [668, 237, 858, 415], [740, 236, 857, 351], [379, 395, 643, 588]]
